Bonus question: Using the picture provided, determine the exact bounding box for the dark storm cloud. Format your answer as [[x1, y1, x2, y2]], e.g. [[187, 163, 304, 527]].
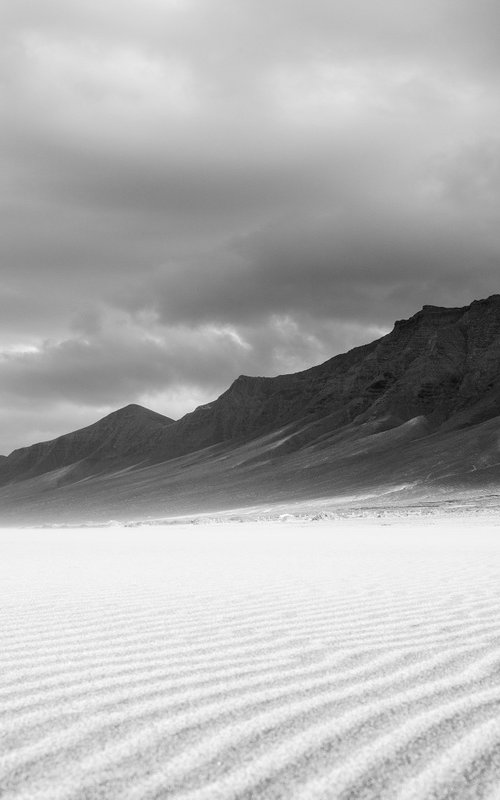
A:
[[0, 311, 379, 453], [0, 313, 375, 406], [1, 0, 500, 450], [123, 200, 500, 329]]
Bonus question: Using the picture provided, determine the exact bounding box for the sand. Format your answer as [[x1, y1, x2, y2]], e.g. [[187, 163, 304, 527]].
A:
[[1, 519, 500, 799]]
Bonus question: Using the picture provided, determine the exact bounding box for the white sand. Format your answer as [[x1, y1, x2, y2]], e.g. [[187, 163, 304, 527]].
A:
[[1, 519, 500, 799]]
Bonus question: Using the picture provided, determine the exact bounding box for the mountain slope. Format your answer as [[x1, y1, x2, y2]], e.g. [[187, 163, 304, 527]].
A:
[[149, 295, 500, 461], [1, 409, 500, 525], [0, 404, 174, 484], [2, 295, 500, 522]]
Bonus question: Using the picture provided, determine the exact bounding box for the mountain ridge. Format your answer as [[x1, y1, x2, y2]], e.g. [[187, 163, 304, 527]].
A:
[[0, 404, 174, 483], [151, 294, 500, 461], [2, 294, 500, 521]]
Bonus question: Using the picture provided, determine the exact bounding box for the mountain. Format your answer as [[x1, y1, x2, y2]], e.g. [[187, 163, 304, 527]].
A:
[[2, 295, 500, 523], [0, 404, 174, 485], [145, 295, 500, 461]]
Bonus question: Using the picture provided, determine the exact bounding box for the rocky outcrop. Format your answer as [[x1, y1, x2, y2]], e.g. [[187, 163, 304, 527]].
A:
[[149, 295, 500, 460], [3, 295, 500, 488], [0, 404, 174, 483]]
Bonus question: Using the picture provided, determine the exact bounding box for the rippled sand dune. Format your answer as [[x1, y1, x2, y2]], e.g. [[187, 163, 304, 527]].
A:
[[2, 520, 500, 799]]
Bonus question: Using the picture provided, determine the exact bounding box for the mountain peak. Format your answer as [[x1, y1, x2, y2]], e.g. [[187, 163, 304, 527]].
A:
[[103, 403, 173, 425], [394, 303, 464, 330], [0, 402, 174, 483], [474, 294, 500, 304], [3, 295, 500, 512]]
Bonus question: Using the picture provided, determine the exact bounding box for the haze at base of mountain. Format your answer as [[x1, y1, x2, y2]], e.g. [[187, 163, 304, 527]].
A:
[[2, 295, 500, 523]]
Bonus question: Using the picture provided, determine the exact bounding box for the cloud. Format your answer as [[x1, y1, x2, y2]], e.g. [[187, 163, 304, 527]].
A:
[[0, 309, 384, 453], [119, 187, 500, 329], [1, 0, 499, 449]]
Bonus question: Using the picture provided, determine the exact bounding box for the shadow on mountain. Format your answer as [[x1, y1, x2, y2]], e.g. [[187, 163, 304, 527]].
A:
[[2, 296, 500, 523]]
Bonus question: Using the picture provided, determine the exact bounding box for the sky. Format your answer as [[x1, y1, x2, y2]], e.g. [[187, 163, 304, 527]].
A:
[[1, 0, 500, 453]]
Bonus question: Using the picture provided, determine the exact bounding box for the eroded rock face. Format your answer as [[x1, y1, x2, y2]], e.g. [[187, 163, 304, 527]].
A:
[[153, 295, 500, 459], [0, 405, 174, 483], [2, 295, 500, 485]]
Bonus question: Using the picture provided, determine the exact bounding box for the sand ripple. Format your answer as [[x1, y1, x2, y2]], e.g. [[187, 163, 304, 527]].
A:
[[1, 521, 500, 799]]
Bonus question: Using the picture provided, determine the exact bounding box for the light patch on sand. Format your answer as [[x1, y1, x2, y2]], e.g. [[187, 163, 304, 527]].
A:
[[1, 520, 500, 798]]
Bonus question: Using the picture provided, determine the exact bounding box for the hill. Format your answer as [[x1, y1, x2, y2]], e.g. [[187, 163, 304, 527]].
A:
[[2, 296, 500, 522], [0, 404, 174, 485]]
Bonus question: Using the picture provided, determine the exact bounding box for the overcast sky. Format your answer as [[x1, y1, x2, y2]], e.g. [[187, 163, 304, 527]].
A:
[[1, 0, 500, 453]]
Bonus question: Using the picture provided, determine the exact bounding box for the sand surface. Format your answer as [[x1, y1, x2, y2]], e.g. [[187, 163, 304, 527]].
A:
[[1, 520, 500, 799]]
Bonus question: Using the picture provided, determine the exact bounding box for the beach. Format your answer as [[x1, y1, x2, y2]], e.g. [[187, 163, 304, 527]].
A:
[[1, 519, 500, 799]]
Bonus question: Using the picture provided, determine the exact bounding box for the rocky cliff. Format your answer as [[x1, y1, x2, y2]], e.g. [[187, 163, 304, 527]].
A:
[[150, 295, 500, 460], [0, 404, 174, 483], [2, 295, 500, 490]]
